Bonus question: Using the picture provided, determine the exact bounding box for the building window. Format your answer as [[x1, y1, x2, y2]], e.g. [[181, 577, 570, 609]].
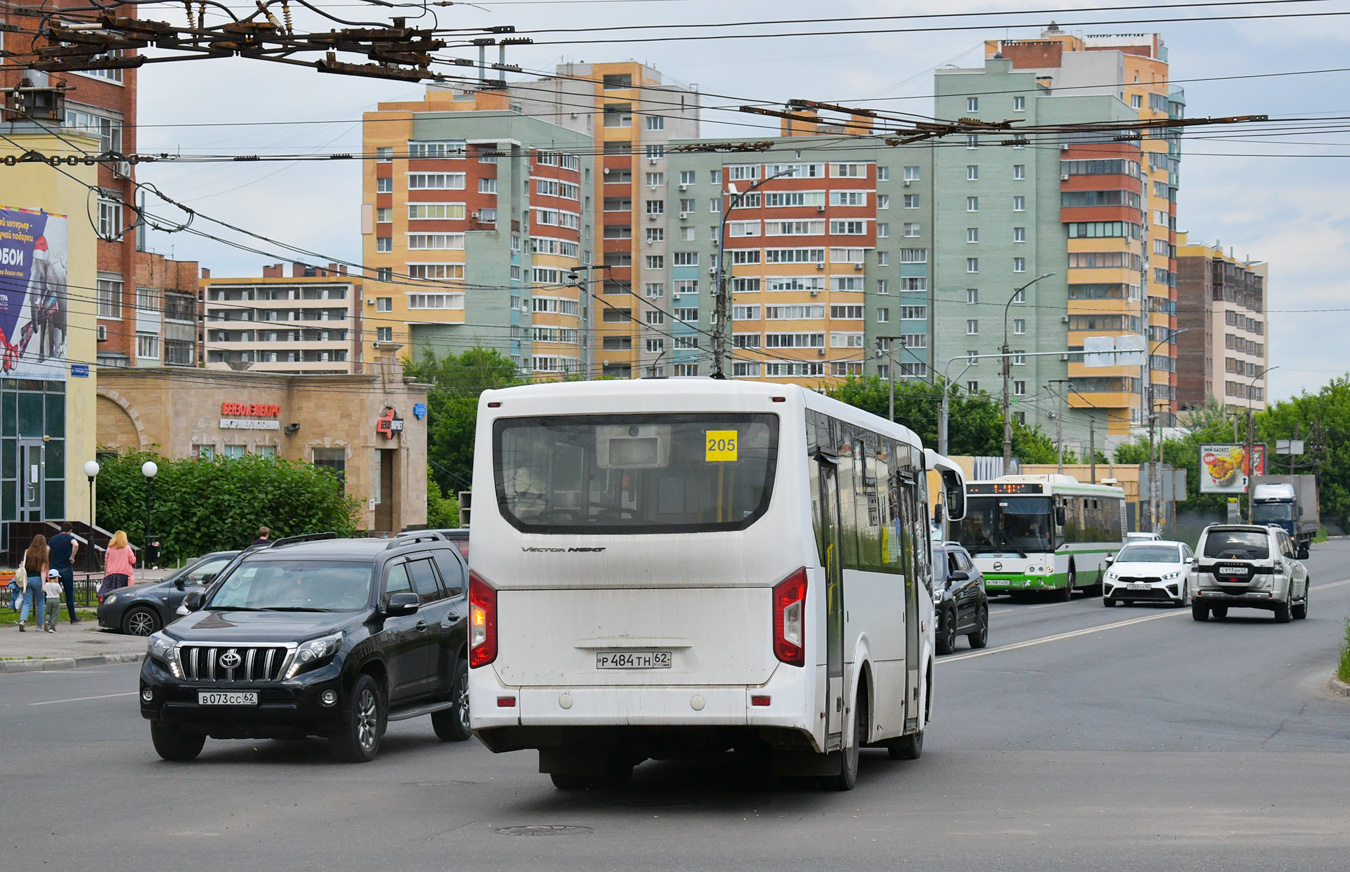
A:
[[877, 308, 889, 323], [967, 97, 979, 112], [1014, 350, 1026, 365], [967, 165, 979, 181], [646, 115, 665, 130], [1013, 318, 1026, 335], [222, 445, 246, 460], [1013, 95, 1026, 112], [877, 194, 890, 210], [967, 288, 979, 304], [98, 196, 122, 238], [1013, 196, 1026, 212], [135, 333, 159, 361], [904, 166, 920, 182], [876, 223, 889, 238], [967, 319, 979, 335], [966, 227, 978, 244], [966, 135, 979, 149], [376, 177, 393, 194], [646, 227, 664, 243], [967, 258, 979, 273], [1014, 227, 1026, 243], [877, 167, 890, 182], [966, 350, 979, 365], [376, 147, 392, 162], [877, 252, 889, 266], [312, 447, 346, 488], [903, 194, 920, 209], [903, 222, 920, 237], [258, 446, 277, 458], [97, 277, 123, 319], [376, 327, 393, 342], [1013, 164, 1026, 180], [1131, 94, 1143, 109], [967, 381, 979, 393], [876, 279, 890, 294], [376, 237, 392, 253], [967, 197, 978, 212], [1014, 257, 1026, 273]]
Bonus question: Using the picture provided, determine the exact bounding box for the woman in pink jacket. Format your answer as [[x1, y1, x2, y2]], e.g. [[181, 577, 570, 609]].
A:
[[99, 530, 137, 597]]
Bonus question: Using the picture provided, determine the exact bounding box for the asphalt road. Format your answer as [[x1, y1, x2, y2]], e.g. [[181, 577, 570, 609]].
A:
[[6, 541, 1350, 871]]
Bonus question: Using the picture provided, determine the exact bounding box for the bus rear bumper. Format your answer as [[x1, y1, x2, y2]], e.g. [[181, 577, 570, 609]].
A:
[[469, 669, 816, 752]]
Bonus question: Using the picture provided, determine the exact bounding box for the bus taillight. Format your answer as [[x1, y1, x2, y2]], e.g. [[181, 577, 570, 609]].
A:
[[773, 568, 807, 666], [469, 571, 498, 668]]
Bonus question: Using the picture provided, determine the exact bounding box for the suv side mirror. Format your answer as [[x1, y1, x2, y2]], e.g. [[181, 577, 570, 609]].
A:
[[182, 590, 204, 612], [385, 591, 419, 617], [175, 577, 186, 591], [947, 570, 969, 583], [1298, 547, 1310, 560]]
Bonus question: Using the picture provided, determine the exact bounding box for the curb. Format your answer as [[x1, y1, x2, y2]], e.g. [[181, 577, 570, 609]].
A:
[[0, 652, 143, 674], [1331, 676, 1350, 698]]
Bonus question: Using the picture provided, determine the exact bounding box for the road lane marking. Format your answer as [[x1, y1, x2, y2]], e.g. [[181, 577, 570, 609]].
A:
[[29, 691, 136, 706], [944, 576, 1350, 664]]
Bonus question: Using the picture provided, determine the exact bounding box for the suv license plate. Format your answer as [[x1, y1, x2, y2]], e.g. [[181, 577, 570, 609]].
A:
[[198, 691, 258, 706], [1220, 565, 1250, 576], [596, 651, 672, 670]]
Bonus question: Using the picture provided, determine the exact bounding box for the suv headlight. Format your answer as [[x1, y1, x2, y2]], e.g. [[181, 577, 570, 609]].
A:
[[146, 632, 181, 679], [283, 632, 343, 680]]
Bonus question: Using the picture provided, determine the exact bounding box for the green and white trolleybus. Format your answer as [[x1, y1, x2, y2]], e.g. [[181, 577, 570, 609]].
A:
[[951, 475, 1126, 598]]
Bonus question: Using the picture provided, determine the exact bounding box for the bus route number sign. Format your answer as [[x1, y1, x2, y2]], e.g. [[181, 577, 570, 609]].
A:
[[706, 430, 738, 462]]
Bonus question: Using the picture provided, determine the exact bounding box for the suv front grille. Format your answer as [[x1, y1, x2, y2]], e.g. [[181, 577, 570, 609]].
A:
[[177, 644, 293, 682]]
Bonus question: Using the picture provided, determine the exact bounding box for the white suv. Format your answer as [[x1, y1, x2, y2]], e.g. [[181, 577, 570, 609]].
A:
[[1192, 524, 1309, 623]]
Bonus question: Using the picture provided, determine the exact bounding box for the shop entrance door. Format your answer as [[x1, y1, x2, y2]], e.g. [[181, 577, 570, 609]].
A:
[[18, 440, 45, 522], [374, 449, 394, 532]]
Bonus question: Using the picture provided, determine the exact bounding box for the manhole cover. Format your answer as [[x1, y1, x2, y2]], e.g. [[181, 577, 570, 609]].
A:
[[497, 825, 594, 837]]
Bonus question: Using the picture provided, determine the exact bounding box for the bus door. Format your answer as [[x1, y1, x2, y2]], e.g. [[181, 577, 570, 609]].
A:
[[897, 471, 921, 731], [815, 454, 846, 750]]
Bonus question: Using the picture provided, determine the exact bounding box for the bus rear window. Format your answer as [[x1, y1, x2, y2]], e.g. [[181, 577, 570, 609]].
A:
[[493, 414, 779, 533]]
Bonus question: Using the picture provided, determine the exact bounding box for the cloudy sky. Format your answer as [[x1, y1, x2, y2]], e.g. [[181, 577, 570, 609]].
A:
[[130, 0, 1350, 401]]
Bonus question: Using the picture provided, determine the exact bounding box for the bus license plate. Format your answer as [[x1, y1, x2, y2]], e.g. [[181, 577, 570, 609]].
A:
[[596, 651, 672, 670], [198, 691, 258, 706]]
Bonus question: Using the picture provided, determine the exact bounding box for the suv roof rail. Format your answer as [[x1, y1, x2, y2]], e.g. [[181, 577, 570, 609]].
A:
[[269, 532, 340, 548], [386, 532, 447, 549]]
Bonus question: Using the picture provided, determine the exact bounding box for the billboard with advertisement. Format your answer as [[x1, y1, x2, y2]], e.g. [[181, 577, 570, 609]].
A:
[[1199, 443, 1267, 493], [0, 207, 69, 380]]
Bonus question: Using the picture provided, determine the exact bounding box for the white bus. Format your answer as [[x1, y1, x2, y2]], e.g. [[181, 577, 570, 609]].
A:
[[467, 379, 966, 790], [951, 474, 1125, 599]]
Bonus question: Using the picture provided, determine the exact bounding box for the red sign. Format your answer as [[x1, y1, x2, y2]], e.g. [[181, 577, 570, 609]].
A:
[[376, 408, 404, 440], [221, 402, 280, 418]]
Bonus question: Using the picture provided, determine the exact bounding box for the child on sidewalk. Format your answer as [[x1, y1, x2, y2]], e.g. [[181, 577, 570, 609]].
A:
[[43, 570, 62, 633]]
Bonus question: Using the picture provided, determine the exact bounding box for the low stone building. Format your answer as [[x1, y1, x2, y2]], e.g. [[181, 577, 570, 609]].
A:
[[95, 353, 428, 533]]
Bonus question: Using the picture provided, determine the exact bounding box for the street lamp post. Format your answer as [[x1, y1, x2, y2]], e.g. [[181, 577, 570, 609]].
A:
[[1002, 272, 1055, 468], [712, 168, 798, 378], [1146, 327, 1189, 533], [875, 338, 926, 423], [1246, 365, 1279, 519], [142, 460, 158, 560], [82, 460, 99, 575]]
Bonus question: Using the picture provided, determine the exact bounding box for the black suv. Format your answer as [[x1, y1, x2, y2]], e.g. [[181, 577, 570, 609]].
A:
[[932, 541, 989, 654], [139, 533, 471, 763]]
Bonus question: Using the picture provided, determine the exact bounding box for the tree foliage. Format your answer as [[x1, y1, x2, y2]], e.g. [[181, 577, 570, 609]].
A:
[[404, 347, 525, 498], [827, 375, 1062, 463], [94, 452, 361, 563]]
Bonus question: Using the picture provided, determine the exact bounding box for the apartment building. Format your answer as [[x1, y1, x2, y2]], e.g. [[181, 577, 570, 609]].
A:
[[201, 264, 362, 374], [361, 87, 596, 375], [1175, 234, 1269, 412], [931, 27, 1182, 449], [659, 135, 924, 386]]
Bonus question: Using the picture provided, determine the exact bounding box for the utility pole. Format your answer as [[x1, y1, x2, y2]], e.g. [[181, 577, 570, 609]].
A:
[[1089, 418, 1097, 483], [1048, 379, 1070, 474], [1147, 383, 1156, 532], [1001, 272, 1055, 471]]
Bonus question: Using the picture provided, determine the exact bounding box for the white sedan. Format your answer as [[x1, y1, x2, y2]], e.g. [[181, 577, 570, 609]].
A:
[[1102, 540, 1196, 608]]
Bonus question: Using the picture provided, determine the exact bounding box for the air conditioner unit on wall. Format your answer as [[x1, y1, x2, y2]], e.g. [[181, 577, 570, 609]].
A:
[[1060, 353, 1070, 361], [97, 324, 108, 341], [1060, 174, 1069, 181], [1060, 315, 1070, 323]]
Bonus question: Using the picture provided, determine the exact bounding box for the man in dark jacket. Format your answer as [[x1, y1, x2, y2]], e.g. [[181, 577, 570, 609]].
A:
[[47, 521, 81, 624]]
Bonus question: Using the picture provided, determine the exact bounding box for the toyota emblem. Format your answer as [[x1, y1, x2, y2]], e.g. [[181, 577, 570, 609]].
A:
[[992, 561, 1003, 571], [219, 649, 242, 669]]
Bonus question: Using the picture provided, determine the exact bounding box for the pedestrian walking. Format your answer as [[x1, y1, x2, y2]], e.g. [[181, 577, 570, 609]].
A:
[[98, 530, 136, 598], [47, 521, 82, 624], [43, 570, 62, 633], [251, 526, 271, 548], [17, 534, 49, 632]]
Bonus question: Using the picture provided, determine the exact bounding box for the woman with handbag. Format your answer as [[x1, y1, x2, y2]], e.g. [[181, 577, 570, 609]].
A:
[[99, 530, 136, 597], [17, 534, 48, 632]]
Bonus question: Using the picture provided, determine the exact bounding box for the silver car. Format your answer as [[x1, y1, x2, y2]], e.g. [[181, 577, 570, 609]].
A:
[[1192, 524, 1309, 623]]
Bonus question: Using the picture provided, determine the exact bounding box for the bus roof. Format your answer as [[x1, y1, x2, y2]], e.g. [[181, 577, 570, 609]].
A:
[[479, 378, 927, 451], [967, 474, 1125, 497]]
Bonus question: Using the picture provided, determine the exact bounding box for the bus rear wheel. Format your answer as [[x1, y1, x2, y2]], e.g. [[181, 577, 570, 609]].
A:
[[831, 689, 866, 791]]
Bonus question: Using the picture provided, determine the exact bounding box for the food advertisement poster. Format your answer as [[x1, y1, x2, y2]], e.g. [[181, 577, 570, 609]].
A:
[[1199, 443, 1267, 493], [0, 207, 69, 380]]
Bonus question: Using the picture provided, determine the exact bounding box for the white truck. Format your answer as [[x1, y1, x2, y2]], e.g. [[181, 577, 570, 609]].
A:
[[1250, 475, 1318, 558]]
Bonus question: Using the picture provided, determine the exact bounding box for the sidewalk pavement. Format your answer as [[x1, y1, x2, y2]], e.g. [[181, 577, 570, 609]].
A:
[[1, 566, 180, 674]]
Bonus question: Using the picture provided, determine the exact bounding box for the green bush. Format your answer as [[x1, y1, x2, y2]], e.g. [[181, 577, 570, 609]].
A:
[[94, 452, 361, 562], [1339, 616, 1350, 684]]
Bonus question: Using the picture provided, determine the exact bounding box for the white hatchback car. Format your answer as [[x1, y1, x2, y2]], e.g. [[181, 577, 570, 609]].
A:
[[1102, 540, 1195, 607]]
